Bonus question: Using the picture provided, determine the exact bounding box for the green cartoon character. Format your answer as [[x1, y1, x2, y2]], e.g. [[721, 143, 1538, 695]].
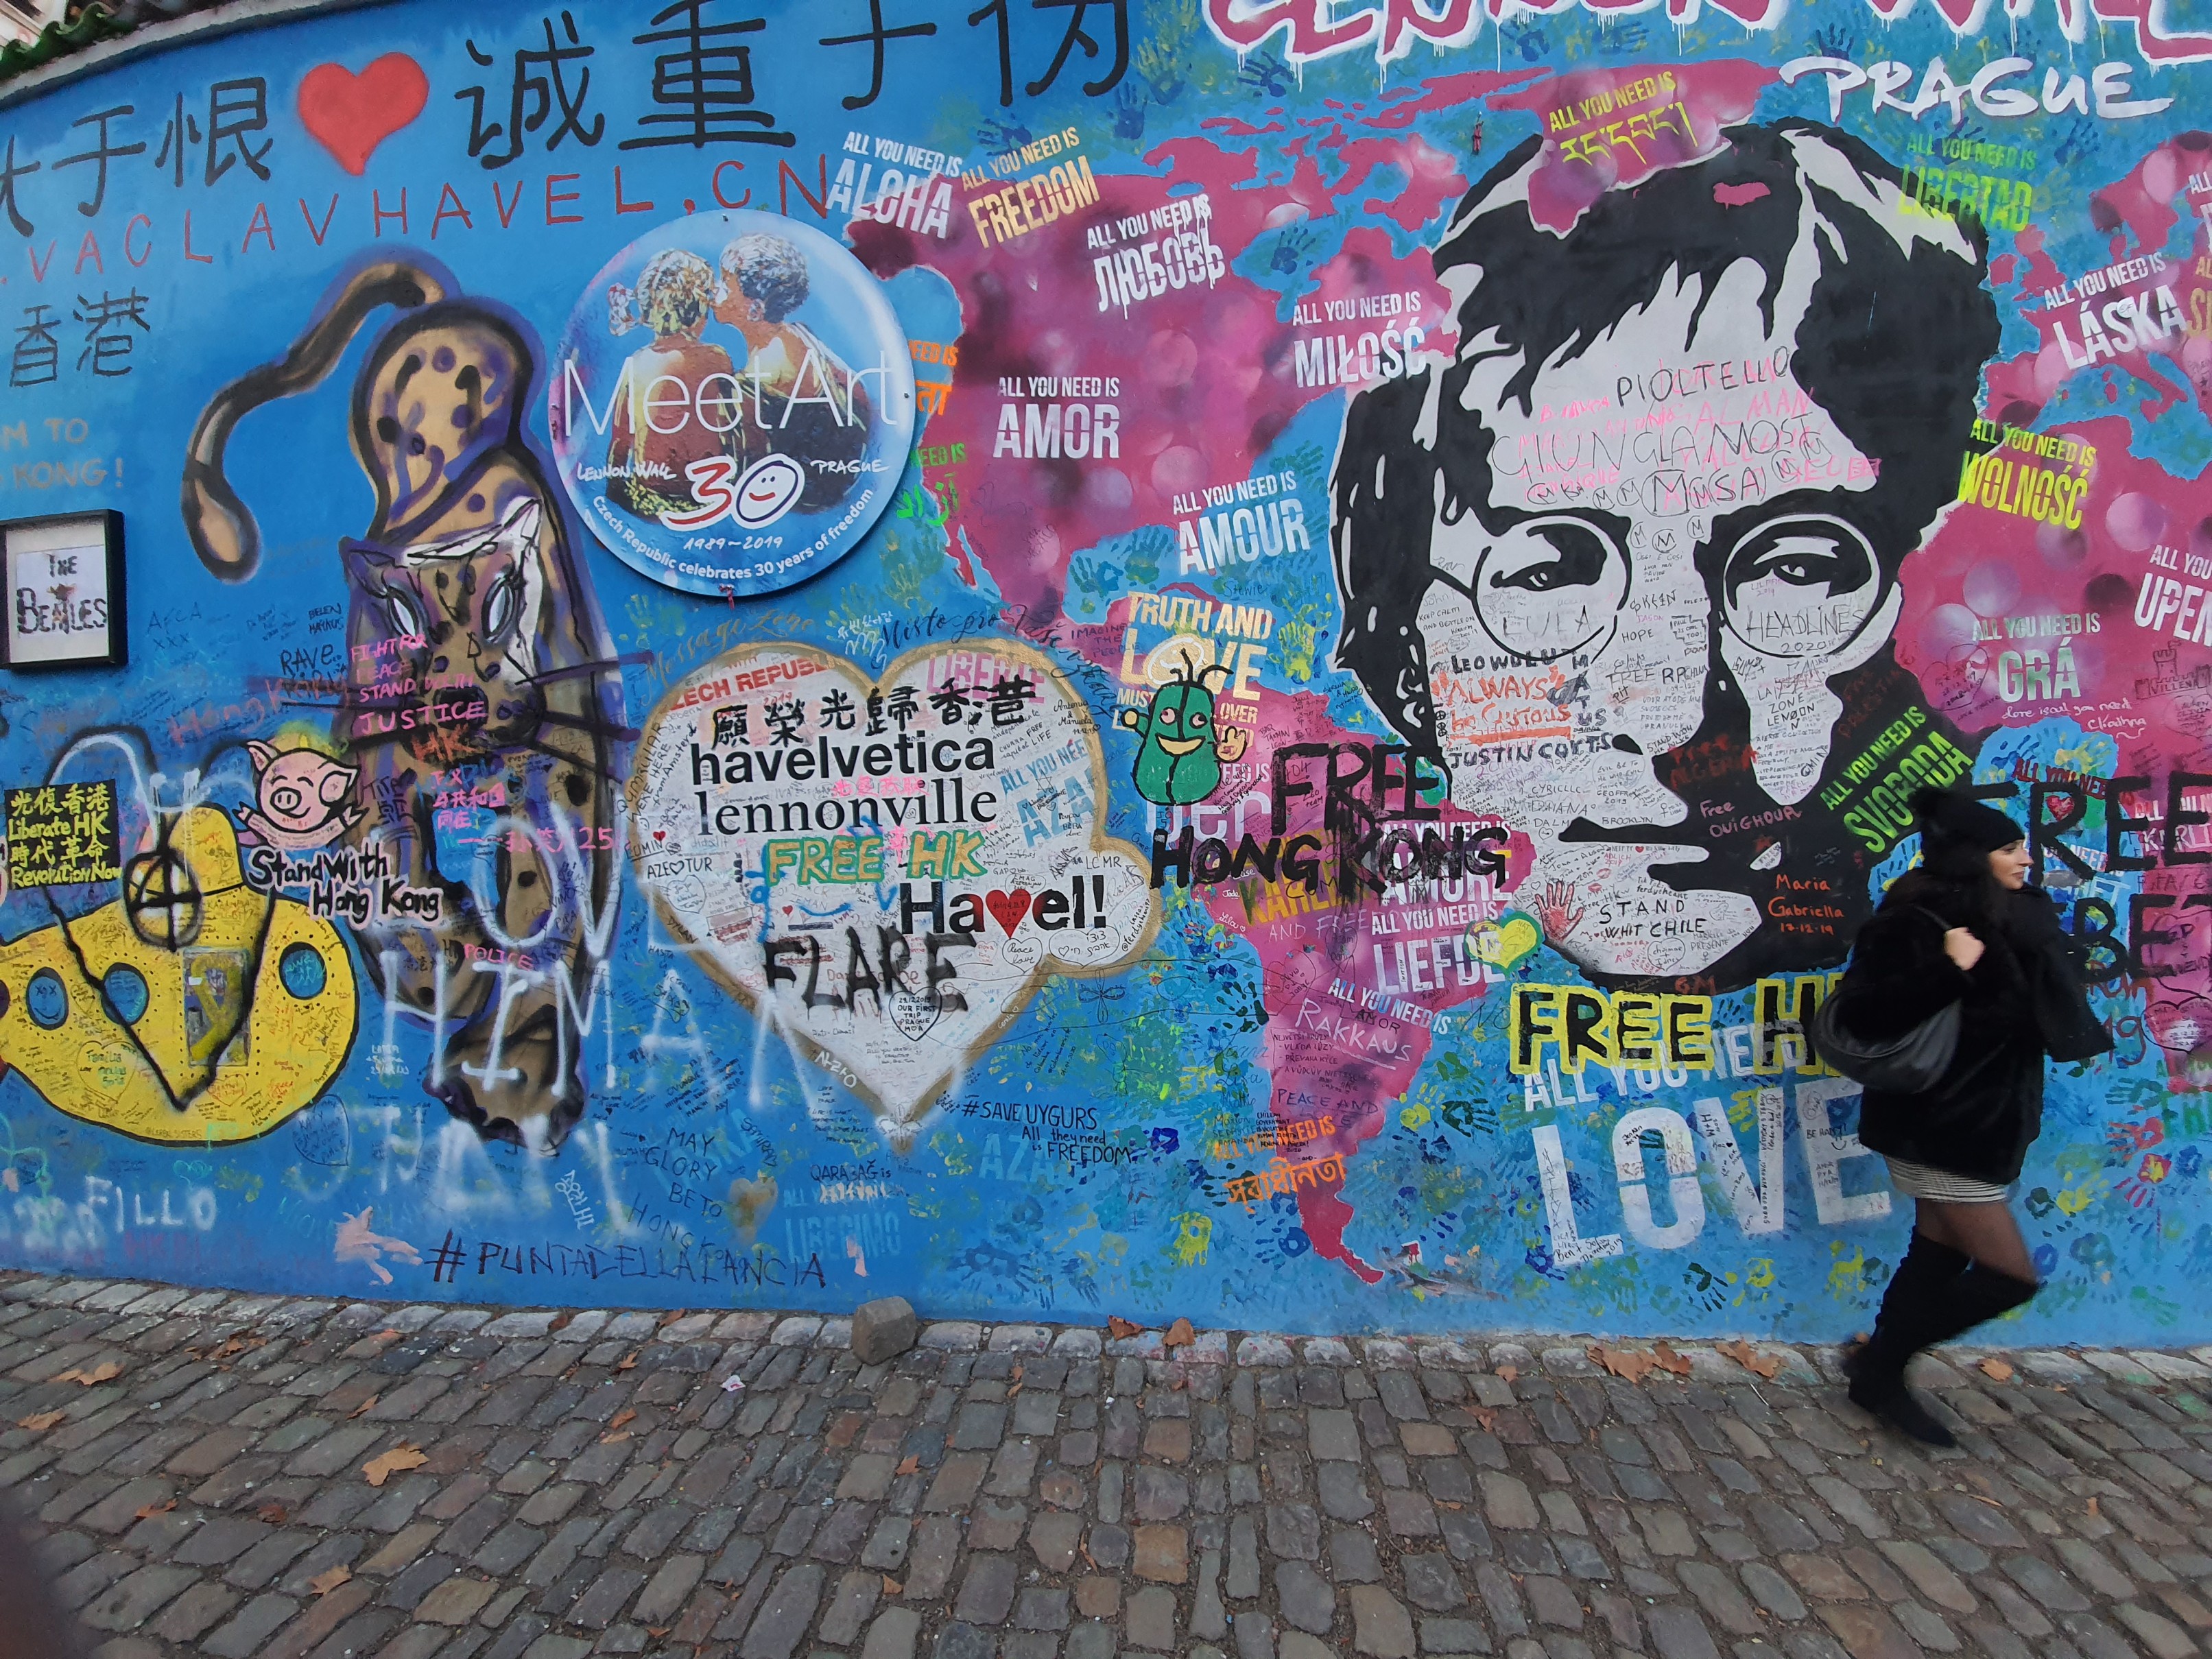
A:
[[1117, 660, 1248, 806]]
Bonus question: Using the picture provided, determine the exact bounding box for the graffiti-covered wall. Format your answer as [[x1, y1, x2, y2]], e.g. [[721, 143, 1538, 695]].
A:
[[0, 0, 2207, 1342]]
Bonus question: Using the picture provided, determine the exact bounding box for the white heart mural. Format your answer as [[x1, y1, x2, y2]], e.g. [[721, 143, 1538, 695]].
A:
[[628, 640, 1158, 1149]]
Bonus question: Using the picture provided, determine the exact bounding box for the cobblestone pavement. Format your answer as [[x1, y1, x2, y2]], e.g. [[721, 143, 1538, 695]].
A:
[[12, 1277, 2212, 1659]]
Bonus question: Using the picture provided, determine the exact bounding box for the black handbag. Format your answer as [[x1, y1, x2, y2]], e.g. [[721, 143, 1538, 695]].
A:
[[1811, 907, 1963, 1092]]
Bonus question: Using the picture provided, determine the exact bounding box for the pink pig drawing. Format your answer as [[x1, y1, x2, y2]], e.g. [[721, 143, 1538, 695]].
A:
[[241, 741, 363, 852]]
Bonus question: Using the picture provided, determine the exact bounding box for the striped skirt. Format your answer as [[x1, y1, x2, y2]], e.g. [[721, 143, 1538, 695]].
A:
[[1882, 1156, 2010, 1204]]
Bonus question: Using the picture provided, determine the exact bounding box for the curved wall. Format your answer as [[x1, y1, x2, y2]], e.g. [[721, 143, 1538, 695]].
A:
[[0, 0, 2207, 1341]]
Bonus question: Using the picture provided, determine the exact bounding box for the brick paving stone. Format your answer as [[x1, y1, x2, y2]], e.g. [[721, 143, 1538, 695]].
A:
[[1644, 1602, 1722, 1659], [1317, 1459, 1375, 1522], [2051, 1612, 2134, 1659], [14, 1280, 2212, 1659], [743, 1562, 824, 1659], [569, 1563, 646, 1629], [1351, 1585, 1417, 1657], [1740, 1561, 1808, 1622], [952, 1553, 1018, 1624], [1878, 1539, 1979, 1613], [1276, 1560, 1334, 1634], [417, 1575, 498, 1624], [81, 1565, 195, 1632], [818, 1569, 880, 1646], [1523, 1575, 1582, 1630], [1893, 1599, 1961, 1650], [202, 1592, 298, 1659], [1030, 1509, 1082, 1572], [931, 1623, 992, 1659], [1812, 1602, 1922, 1659], [1310, 1409, 1361, 1461], [1126, 1583, 1176, 1648], [2003, 1553, 2094, 1613], [1075, 1576, 1119, 1619], [1479, 1472, 1539, 1529], [145, 1580, 238, 1644], [861, 1607, 922, 1659], [1132, 1523, 1187, 1583], [1462, 1560, 1519, 1638], [1779, 1553, 1865, 1601], [2113, 1601, 2198, 1659], [1679, 1560, 1763, 1635]]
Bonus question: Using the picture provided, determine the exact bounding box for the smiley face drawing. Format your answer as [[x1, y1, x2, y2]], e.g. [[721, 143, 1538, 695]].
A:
[[735, 454, 806, 528]]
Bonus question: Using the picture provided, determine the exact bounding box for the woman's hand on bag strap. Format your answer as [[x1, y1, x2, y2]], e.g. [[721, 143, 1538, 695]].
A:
[[1944, 927, 1985, 972]]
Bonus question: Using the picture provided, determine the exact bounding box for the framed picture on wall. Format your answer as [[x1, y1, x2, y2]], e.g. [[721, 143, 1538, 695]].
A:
[[1, 511, 126, 671]]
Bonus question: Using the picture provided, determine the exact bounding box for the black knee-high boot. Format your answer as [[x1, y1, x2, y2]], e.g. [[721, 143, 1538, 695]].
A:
[[1845, 1231, 1972, 1445], [1864, 1262, 2041, 1444], [1925, 1263, 2039, 1347]]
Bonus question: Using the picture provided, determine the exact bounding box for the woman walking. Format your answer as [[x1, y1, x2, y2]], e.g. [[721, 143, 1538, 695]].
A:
[[1829, 786, 2110, 1444]]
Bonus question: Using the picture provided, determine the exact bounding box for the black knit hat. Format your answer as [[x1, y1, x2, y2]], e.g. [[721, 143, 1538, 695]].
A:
[[1910, 787, 2023, 852]]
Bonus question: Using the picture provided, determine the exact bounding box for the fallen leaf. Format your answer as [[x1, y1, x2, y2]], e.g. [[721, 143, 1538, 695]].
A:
[[257, 1503, 289, 1523], [882, 1576, 903, 1595], [1163, 1317, 1196, 1349], [53, 1361, 123, 1387], [307, 1566, 352, 1597], [617, 1353, 638, 1372], [659, 1309, 691, 1326], [895, 1455, 920, 1476], [2087, 1496, 2101, 1517], [548, 1313, 573, 1335], [1469, 1407, 1496, 1432], [362, 1444, 428, 1487], [1495, 1365, 1518, 1383], [1716, 1339, 1783, 1381], [16, 1410, 64, 1432], [599, 1431, 632, 1445], [609, 1408, 637, 1432], [1652, 1341, 1692, 1377], [1978, 1358, 2014, 1383], [1589, 1344, 1657, 1385], [348, 1395, 379, 1419], [1436, 1500, 1464, 1510], [1108, 1316, 1142, 1339], [647, 1630, 668, 1640], [133, 1499, 176, 1520]]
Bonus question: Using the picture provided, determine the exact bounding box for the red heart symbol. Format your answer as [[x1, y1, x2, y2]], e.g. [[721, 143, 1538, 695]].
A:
[[653, 830, 666, 842], [985, 889, 1033, 936], [298, 55, 429, 177]]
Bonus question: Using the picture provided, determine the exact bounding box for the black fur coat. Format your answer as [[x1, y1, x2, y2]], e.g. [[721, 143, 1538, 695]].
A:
[[1834, 879, 2110, 1185]]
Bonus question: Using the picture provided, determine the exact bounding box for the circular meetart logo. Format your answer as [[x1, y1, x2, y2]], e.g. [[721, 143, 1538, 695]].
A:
[[551, 210, 916, 597]]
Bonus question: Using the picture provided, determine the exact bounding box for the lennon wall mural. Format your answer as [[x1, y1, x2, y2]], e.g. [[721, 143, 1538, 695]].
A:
[[0, 0, 2208, 1341]]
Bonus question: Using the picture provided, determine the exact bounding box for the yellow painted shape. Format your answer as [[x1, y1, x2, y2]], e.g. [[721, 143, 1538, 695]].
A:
[[0, 807, 357, 1143]]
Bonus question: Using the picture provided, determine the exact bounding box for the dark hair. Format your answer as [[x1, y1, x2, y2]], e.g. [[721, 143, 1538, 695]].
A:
[[1895, 788, 2012, 934], [1331, 119, 2001, 773]]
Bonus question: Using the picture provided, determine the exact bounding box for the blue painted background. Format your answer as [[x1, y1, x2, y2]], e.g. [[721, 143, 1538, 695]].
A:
[[0, 0, 2207, 1343]]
